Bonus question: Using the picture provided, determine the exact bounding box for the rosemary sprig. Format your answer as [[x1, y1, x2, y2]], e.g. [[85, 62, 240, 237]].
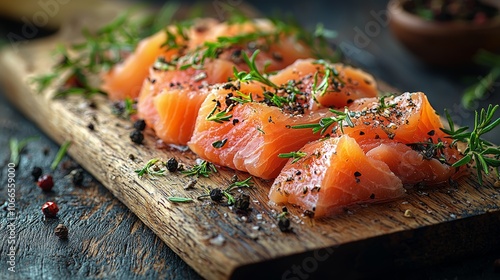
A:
[[51, 140, 72, 170], [291, 107, 354, 134], [232, 50, 278, 89], [198, 176, 253, 205], [311, 68, 331, 97], [206, 103, 233, 123], [377, 95, 397, 113], [9, 136, 39, 166], [441, 105, 500, 184], [278, 151, 307, 163], [135, 158, 166, 177], [182, 160, 217, 177]]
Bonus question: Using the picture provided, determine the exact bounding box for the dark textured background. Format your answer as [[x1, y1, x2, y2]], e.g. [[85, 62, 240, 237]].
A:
[[1, 0, 499, 279]]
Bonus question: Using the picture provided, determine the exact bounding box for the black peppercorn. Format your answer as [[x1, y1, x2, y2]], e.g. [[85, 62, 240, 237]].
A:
[[278, 215, 291, 232], [87, 123, 95, 131], [31, 166, 42, 182], [166, 158, 179, 172], [133, 119, 146, 131], [130, 130, 144, 144], [71, 168, 84, 186], [54, 224, 68, 239], [209, 188, 223, 202], [234, 194, 250, 211]]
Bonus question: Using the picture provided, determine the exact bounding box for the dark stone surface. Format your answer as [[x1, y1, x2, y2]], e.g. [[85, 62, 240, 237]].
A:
[[1, 0, 500, 279]]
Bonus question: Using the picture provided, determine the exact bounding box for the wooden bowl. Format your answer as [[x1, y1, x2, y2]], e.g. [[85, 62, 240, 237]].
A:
[[388, 0, 500, 66]]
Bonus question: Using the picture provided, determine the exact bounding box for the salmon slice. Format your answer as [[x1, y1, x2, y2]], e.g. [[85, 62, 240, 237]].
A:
[[188, 88, 331, 179], [138, 59, 237, 144], [342, 92, 447, 143], [140, 57, 378, 145], [103, 18, 314, 101], [269, 135, 405, 217], [101, 19, 220, 100], [362, 141, 460, 185], [269, 59, 378, 109], [135, 19, 318, 145]]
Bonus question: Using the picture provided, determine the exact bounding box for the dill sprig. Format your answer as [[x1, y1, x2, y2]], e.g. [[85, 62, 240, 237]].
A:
[[232, 50, 278, 89], [278, 151, 307, 163], [182, 160, 217, 177], [291, 107, 354, 134], [441, 105, 500, 184]]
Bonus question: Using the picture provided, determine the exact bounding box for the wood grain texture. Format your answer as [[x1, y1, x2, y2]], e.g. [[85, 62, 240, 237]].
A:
[[0, 93, 200, 279], [1, 3, 500, 279]]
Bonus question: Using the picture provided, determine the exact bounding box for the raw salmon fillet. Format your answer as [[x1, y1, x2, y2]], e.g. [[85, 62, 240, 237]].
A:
[[140, 57, 378, 145], [135, 19, 319, 145], [270, 92, 464, 217], [269, 135, 405, 217], [101, 19, 221, 100], [188, 87, 331, 179]]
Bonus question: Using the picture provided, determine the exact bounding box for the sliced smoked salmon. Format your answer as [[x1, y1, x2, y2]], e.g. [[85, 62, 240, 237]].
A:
[[188, 87, 331, 179], [269, 135, 405, 217]]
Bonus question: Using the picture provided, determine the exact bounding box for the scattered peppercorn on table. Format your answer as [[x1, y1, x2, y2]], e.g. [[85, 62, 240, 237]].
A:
[[1, 0, 500, 279]]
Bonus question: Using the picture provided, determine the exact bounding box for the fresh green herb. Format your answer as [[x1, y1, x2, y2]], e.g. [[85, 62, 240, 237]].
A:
[[135, 158, 166, 177], [9, 136, 39, 166], [278, 151, 307, 163], [124, 97, 137, 117], [229, 91, 254, 104], [182, 160, 217, 177], [256, 127, 265, 134], [311, 68, 331, 97], [167, 196, 193, 203], [206, 103, 233, 123], [33, 3, 179, 98], [232, 50, 278, 89], [227, 176, 254, 191], [51, 140, 72, 170], [441, 105, 500, 184], [263, 91, 289, 108], [153, 56, 176, 71], [377, 95, 397, 113], [292, 108, 354, 134], [212, 139, 228, 148], [198, 176, 253, 205]]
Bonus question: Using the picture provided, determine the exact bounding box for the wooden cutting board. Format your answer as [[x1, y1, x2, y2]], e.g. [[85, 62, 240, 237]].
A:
[[1, 2, 500, 279]]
